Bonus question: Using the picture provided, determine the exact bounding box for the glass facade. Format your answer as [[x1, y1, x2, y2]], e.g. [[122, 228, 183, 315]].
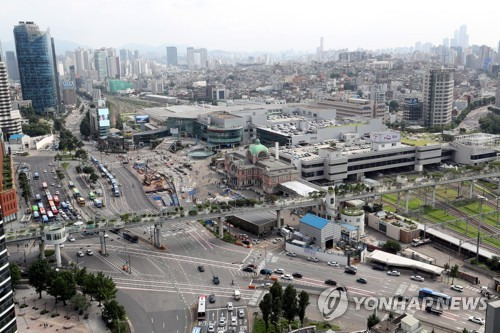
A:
[[0, 211, 16, 333], [207, 127, 242, 147], [14, 22, 58, 114]]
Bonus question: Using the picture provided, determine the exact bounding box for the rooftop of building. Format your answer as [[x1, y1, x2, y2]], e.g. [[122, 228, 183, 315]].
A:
[[300, 213, 330, 230], [258, 118, 371, 138]]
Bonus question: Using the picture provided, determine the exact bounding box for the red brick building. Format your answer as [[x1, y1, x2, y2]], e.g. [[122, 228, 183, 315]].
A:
[[0, 142, 18, 223]]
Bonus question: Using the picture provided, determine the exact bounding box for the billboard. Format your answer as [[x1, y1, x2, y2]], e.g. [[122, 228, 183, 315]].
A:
[[170, 128, 179, 135], [404, 98, 419, 105], [370, 132, 400, 143], [135, 115, 150, 123], [98, 108, 110, 127]]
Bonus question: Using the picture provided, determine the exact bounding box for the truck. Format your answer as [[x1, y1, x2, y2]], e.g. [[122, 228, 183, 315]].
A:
[[93, 199, 102, 208], [278, 227, 291, 238], [412, 238, 431, 247], [233, 290, 241, 300]]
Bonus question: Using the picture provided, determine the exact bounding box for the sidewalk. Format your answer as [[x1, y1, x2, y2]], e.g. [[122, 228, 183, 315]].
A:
[[15, 287, 109, 333]]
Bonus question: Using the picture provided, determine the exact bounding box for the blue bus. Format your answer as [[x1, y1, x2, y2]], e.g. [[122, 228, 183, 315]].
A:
[[418, 288, 451, 305], [33, 211, 40, 221], [41, 215, 49, 223]]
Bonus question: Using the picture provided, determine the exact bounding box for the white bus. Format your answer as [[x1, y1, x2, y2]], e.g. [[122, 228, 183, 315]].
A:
[[197, 296, 206, 321]]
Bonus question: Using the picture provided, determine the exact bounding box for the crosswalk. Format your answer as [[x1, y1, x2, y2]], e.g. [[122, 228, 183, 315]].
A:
[[248, 290, 264, 306]]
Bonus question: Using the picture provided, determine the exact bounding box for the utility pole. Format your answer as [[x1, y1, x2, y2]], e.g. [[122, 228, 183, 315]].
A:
[[476, 196, 486, 262]]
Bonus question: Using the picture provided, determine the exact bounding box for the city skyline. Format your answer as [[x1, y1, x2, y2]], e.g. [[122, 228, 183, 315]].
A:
[[0, 0, 499, 54]]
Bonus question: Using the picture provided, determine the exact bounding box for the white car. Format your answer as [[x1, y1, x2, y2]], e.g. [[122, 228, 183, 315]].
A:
[[77, 251, 84, 257], [327, 261, 340, 267], [451, 285, 464, 292], [231, 316, 237, 326], [86, 249, 94, 256], [410, 275, 424, 282], [218, 317, 225, 327], [274, 268, 285, 275], [282, 274, 294, 281], [260, 282, 272, 288], [307, 257, 319, 262], [227, 302, 233, 311], [286, 252, 296, 257], [104, 233, 109, 238], [68, 236, 75, 242], [55, 191, 60, 195], [387, 270, 401, 276], [238, 309, 245, 319], [468, 316, 485, 325], [207, 324, 215, 332]]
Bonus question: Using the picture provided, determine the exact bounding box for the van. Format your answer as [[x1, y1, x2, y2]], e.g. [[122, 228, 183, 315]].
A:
[[233, 290, 241, 300]]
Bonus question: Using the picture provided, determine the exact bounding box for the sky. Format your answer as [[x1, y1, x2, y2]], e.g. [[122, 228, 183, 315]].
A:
[[1, 0, 499, 53]]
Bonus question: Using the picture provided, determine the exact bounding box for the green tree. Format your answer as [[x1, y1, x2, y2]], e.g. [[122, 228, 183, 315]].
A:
[[9, 263, 21, 288], [94, 272, 117, 306], [259, 293, 273, 332], [47, 270, 77, 305], [297, 290, 310, 324], [103, 299, 127, 330], [80, 116, 91, 137], [74, 267, 88, 287], [82, 273, 98, 300], [282, 285, 298, 325], [382, 240, 401, 254], [28, 259, 51, 299], [53, 118, 63, 131], [75, 149, 88, 161], [71, 293, 90, 315], [269, 281, 283, 330], [90, 173, 99, 183], [367, 311, 380, 329], [389, 100, 399, 112], [450, 264, 460, 284], [115, 115, 124, 130], [82, 166, 94, 174]]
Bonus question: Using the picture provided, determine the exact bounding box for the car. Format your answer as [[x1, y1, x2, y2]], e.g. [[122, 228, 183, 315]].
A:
[[51, 183, 55, 186], [468, 316, 485, 325], [344, 267, 357, 275], [325, 279, 337, 286], [372, 265, 385, 271], [246, 264, 257, 269], [227, 302, 233, 311], [242, 240, 250, 245], [411, 275, 424, 282], [218, 317, 226, 327], [77, 251, 84, 257], [238, 309, 245, 319], [387, 270, 400, 276], [68, 236, 75, 242], [292, 272, 303, 278], [396, 294, 409, 302], [272, 239, 277, 244], [57, 185, 61, 188], [356, 278, 368, 284], [336, 286, 347, 292], [104, 233, 109, 238], [307, 257, 319, 262], [327, 261, 340, 267], [43, 169, 47, 173], [260, 268, 272, 275], [197, 265, 205, 272], [213, 276, 220, 285], [282, 274, 293, 280], [274, 268, 285, 275], [242, 267, 254, 273], [451, 285, 464, 292], [231, 316, 237, 326], [86, 249, 93, 256], [260, 282, 272, 288], [209, 294, 216, 303], [425, 305, 443, 315], [286, 252, 297, 257], [207, 324, 215, 332]]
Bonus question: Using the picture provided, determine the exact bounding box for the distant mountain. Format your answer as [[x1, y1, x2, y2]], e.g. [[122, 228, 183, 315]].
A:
[[1, 38, 90, 55], [119, 43, 190, 56]]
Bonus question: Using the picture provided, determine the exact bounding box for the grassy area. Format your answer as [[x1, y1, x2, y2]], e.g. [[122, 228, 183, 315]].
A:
[[454, 201, 499, 228], [423, 207, 500, 248], [383, 193, 424, 210], [384, 205, 396, 213], [253, 317, 340, 333], [401, 138, 438, 146], [478, 180, 498, 190], [61, 162, 70, 169], [436, 187, 458, 200]]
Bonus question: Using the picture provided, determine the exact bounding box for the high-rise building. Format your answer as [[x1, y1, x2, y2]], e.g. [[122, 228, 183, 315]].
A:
[[0, 61, 23, 138], [119, 49, 128, 62], [74, 47, 85, 77], [186, 47, 207, 69], [485, 300, 500, 333], [4, 52, 19, 81], [495, 74, 500, 109], [422, 68, 454, 127], [94, 48, 108, 81], [187, 47, 194, 69], [13, 21, 58, 114], [166, 47, 178, 66], [0, 131, 19, 330], [106, 56, 120, 79]]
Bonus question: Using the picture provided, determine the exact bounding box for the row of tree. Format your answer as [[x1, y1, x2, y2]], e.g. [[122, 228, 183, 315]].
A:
[[28, 259, 126, 331], [258, 282, 310, 332], [18, 172, 32, 204], [59, 127, 83, 153]]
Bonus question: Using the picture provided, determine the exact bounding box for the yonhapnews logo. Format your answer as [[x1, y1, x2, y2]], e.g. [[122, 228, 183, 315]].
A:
[[317, 287, 349, 320]]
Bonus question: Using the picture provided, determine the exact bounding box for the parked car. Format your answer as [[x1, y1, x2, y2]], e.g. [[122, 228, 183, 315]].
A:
[[411, 275, 425, 282], [372, 265, 385, 271], [327, 261, 340, 267], [286, 252, 297, 257], [356, 278, 368, 284], [387, 270, 400, 276], [307, 257, 319, 262], [227, 302, 233, 311], [325, 279, 337, 286]]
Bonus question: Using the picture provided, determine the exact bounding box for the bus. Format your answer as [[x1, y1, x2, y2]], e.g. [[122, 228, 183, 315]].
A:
[[51, 206, 58, 215], [123, 233, 139, 243], [93, 199, 102, 208], [47, 211, 54, 220], [73, 188, 81, 198], [77, 197, 85, 206], [48, 200, 55, 208], [32, 205, 39, 213], [47, 194, 53, 202], [33, 211, 40, 221], [191, 328, 201, 333], [39, 207, 46, 216], [42, 215, 48, 223], [42, 182, 48, 190], [68, 181, 75, 188], [33, 172, 39, 180], [89, 192, 96, 200], [418, 288, 451, 305], [197, 296, 206, 321], [53, 196, 60, 206]]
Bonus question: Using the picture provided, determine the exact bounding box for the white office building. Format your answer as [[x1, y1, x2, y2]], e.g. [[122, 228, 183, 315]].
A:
[[422, 68, 454, 126]]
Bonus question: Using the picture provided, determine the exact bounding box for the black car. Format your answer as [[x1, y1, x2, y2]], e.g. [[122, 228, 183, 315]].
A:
[[325, 279, 337, 286], [242, 240, 250, 245], [209, 294, 216, 303], [292, 272, 303, 279], [242, 267, 254, 273], [213, 275, 220, 285], [260, 268, 272, 275], [336, 286, 347, 292], [372, 265, 385, 271], [344, 268, 357, 275], [198, 265, 205, 272], [356, 278, 368, 284], [425, 306, 443, 315]]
